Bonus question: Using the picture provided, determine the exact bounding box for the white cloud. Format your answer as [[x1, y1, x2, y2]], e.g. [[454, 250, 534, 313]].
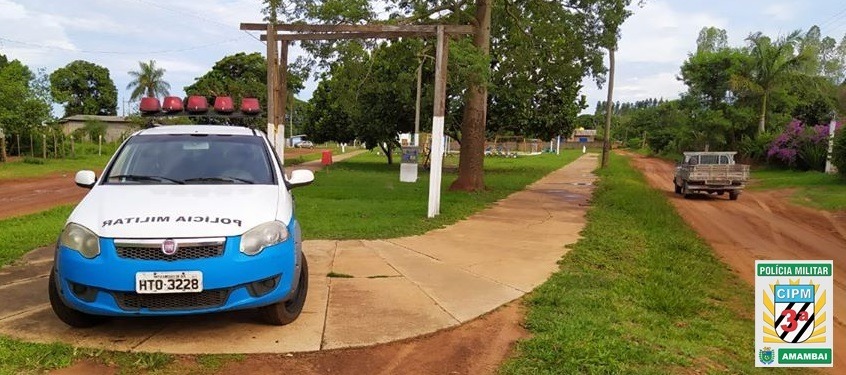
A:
[[763, 3, 797, 21], [617, 0, 727, 64]]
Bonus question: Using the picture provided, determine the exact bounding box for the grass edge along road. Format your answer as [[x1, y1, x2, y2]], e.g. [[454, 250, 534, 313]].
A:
[[0, 151, 581, 373], [500, 153, 808, 375], [749, 168, 846, 211]]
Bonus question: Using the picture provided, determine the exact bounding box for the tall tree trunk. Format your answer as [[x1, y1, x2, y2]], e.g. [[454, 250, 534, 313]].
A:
[[449, 0, 491, 192], [601, 47, 616, 168], [758, 91, 768, 135]]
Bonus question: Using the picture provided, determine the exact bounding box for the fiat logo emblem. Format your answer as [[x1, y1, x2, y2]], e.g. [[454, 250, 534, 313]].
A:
[[161, 239, 178, 255]]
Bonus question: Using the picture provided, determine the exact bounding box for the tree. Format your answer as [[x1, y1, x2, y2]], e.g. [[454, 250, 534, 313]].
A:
[[0, 55, 52, 143], [680, 46, 747, 109], [696, 26, 728, 54], [731, 31, 808, 134], [50, 60, 118, 116], [126, 60, 170, 101], [266, 0, 631, 191]]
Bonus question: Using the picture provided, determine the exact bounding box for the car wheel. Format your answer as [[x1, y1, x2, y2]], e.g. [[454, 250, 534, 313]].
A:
[[673, 183, 681, 194], [682, 183, 693, 199], [729, 191, 739, 201], [48, 269, 105, 328], [260, 255, 309, 325]]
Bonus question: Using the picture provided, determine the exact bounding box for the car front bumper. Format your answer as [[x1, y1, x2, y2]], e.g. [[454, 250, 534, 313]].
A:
[[53, 230, 301, 317]]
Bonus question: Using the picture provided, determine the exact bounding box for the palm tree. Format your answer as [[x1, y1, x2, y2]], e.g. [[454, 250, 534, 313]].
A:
[[731, 31, 808, 134], [126, 60, 170, 101]]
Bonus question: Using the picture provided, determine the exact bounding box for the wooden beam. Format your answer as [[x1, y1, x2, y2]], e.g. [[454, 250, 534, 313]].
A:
[[260, 31, 442, 41], [241, 23, 474, 35]]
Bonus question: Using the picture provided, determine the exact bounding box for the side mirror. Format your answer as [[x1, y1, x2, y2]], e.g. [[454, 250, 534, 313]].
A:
[[75, 170, 96, 189], [287, 169, 315, 189]]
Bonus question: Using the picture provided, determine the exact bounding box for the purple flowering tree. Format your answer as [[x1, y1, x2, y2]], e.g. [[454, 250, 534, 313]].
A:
[[768, 119, 842, 170]]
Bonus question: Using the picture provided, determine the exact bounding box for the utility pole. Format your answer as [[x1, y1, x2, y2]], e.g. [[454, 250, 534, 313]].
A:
[[825, 113, 838, 174], [601, 47, 616, 168], [427, 26, 449, 218], [0, 128, 6, 162]]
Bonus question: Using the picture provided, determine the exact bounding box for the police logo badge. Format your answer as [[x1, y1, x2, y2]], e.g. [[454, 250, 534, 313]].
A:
[[772, 283, 815, 343], [759, 347, 775, 365]]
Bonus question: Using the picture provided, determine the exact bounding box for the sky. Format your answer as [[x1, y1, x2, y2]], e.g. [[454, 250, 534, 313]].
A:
[[1, 0, 845, 117]]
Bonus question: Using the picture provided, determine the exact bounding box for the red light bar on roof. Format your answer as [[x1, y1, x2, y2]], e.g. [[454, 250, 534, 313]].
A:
[[186, 96, 208, 113]]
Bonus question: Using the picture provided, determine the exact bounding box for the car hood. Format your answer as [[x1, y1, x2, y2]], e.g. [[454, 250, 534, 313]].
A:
[[68, 185, 289, 238]]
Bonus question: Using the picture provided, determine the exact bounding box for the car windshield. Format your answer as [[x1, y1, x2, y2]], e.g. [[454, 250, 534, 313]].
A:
[[104, 134, 275, 185]]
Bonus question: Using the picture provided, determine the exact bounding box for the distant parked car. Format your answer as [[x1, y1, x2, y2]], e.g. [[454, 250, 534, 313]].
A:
[[295, 141, 314, 148]]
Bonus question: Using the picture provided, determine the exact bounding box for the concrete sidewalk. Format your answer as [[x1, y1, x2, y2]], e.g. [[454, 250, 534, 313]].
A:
[[0, 153, 597, 354]]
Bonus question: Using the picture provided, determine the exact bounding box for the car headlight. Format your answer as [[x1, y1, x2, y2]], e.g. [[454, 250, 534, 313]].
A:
[[240, 221, 289, 256], [60, 223, 100, 259]]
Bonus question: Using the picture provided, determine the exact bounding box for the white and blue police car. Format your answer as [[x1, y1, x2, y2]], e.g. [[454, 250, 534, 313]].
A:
[[49, 124, 314, 327]]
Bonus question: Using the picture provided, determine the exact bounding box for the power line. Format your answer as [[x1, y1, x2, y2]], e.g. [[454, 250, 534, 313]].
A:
[[817, 6, 846, 34], [127, 0, 265, 45], [0, 36, 242, 55]]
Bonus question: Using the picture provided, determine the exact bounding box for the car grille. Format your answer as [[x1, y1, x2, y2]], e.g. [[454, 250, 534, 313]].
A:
[[113, 289, 231, 311], [115, 239, 225, 261]]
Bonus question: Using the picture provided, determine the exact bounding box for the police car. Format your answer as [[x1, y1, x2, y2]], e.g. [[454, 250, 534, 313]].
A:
[[49, 122, 314, 327]]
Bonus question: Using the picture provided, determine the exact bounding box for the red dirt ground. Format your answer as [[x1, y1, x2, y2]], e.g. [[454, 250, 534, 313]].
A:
[[50, 302, 527, 375], [628, 153, 845, 371]]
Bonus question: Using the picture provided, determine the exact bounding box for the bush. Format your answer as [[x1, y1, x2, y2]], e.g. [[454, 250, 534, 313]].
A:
[[23, 157, 45, 165], [834, 127, 846, 176], [625, 137, 642, 149], [737, 132, 776, 163], [768, 119, 840, 171]]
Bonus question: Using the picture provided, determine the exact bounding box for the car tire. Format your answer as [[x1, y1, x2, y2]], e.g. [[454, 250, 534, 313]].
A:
[[260, 255, 308, 326], [682, 183, 693, 199], [48, 269, 106, 328], [729, 191, 739, 201], [673, 183, 681, 194]]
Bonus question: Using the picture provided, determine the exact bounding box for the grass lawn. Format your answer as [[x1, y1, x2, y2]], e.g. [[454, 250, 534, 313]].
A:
[[750, 168, 846, 211], [0, 205, 74, 266], [500, 153, 803, 374], [296, 150, 582, 239], [0, 154, 114, 180]]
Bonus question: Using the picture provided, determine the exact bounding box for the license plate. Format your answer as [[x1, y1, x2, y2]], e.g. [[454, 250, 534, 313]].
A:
[[135, 271, 203, 294]]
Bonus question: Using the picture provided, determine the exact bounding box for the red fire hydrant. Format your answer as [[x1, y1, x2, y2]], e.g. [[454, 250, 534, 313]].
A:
[[321, 150, 333, 166]]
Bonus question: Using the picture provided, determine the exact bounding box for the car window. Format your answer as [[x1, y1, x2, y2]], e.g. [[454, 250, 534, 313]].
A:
[[104, 134, 275, 185]]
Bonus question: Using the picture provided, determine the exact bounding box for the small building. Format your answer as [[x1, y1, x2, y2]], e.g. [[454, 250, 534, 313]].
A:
[[567, 128, 597, 142], [58, 115, 135, 142]]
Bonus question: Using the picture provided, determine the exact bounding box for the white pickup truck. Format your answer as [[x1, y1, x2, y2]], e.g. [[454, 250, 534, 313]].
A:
[[673, 151, 750, 200]]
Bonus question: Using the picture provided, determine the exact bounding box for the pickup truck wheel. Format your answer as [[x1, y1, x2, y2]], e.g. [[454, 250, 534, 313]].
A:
[[729, 191, 739, 201], [261, 255, 309, 325], [673, 183, 681, 194], [682, 183, 693, 199], [48, 269, 106, 328]]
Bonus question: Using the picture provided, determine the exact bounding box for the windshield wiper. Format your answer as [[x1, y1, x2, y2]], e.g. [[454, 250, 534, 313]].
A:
[[109, 174, 184, 184], [183, 176, 255, 184]]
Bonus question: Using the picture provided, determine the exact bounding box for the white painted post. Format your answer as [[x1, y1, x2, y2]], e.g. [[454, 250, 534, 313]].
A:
[[341, 142, 346, 153], [825, 115, 838, 174], [427, 26, 448, 218], [556, 135, 561, 155], [98, 134, 102, 156]]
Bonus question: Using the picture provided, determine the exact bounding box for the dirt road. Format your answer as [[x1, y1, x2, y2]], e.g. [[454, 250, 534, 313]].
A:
[[629, 154, 845, 370], [0, 173, 85, 219]]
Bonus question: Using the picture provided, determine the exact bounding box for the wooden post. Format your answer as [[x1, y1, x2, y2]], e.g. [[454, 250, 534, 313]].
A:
[[825, 114, 838, 174], [0, 129, 6, 162], [414, 57, 424, 146], [427, 26, 449, 218], [53, 134, 58, 158], [278, 40, 289, 161], [42, 134, 47, 159], [266, 23, 279, 159], [601, 47, 615, 168], [98, 135, 102, 156], [29, 134, 33, 157], [71, 135, 75, 157], [16, 133, 20, 156]]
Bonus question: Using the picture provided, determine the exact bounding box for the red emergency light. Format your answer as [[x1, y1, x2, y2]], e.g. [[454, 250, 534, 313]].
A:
[[186, 96, 208, 113], [240, 98, 260, 114], [214, 96, 235, 113], [139, 97, 160, 113], [162, 96, 183, 112]]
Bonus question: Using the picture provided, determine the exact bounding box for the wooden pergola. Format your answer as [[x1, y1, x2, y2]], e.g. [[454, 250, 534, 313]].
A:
[[239, 23, 474, 218]]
